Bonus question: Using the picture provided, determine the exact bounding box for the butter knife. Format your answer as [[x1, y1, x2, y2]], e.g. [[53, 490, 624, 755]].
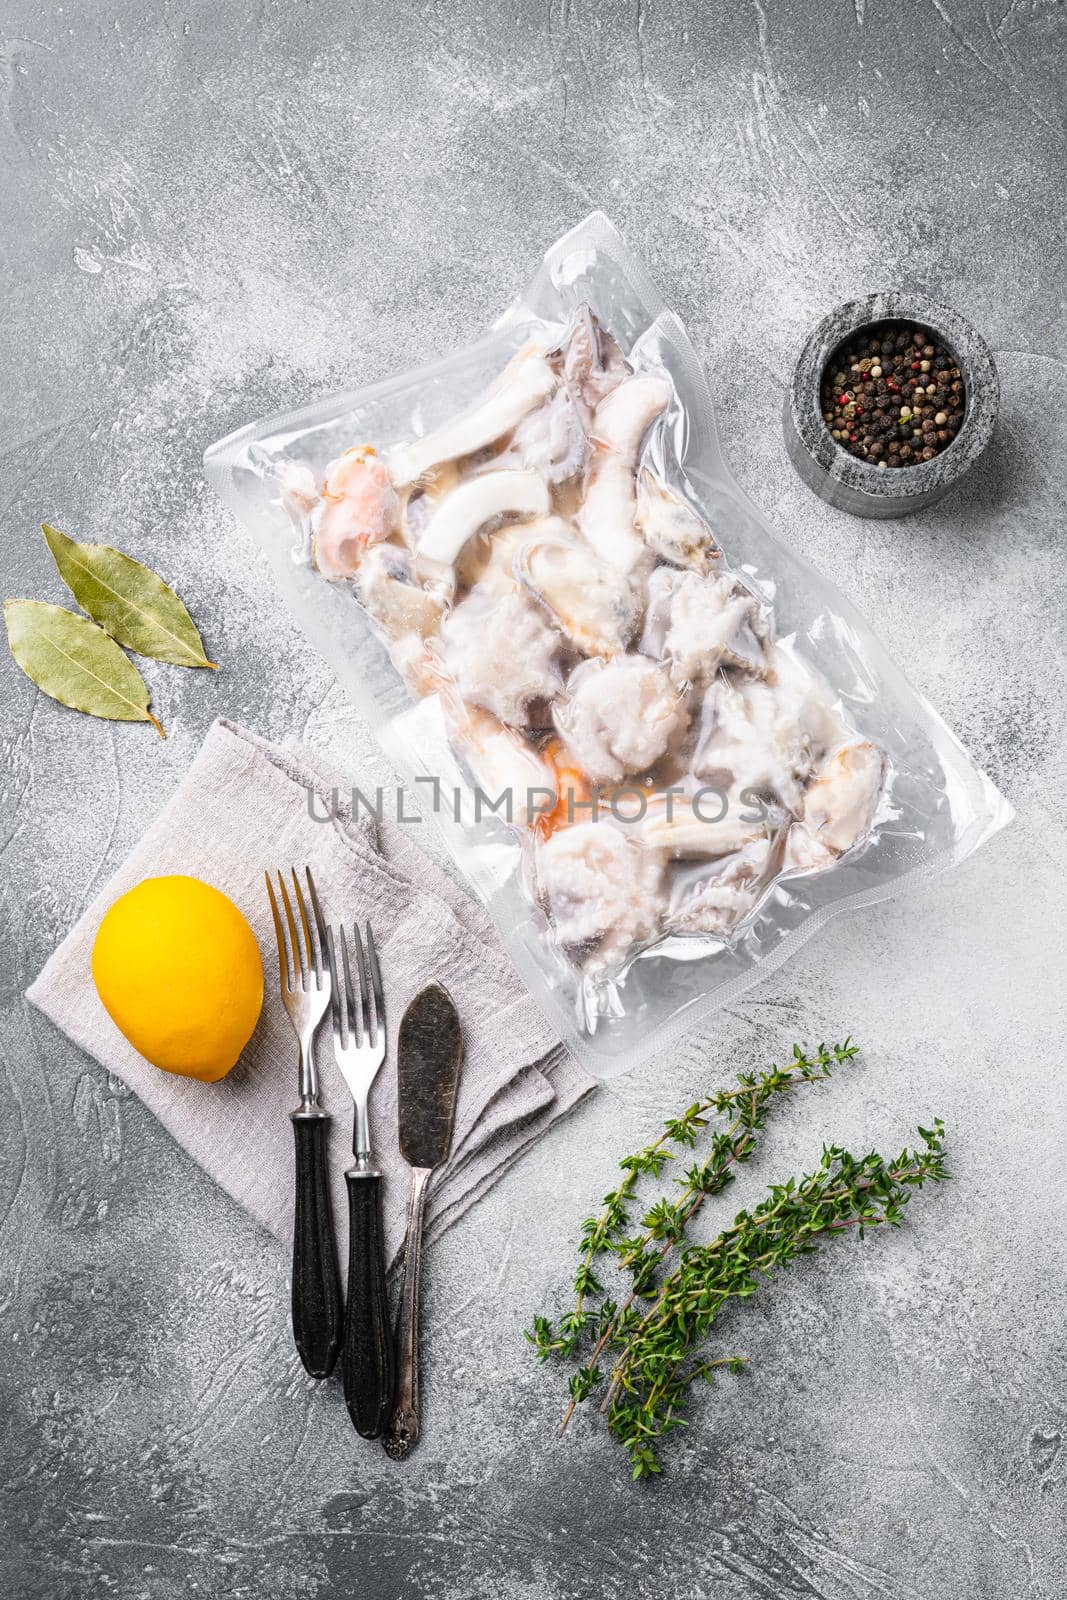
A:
[[382, 983, 463, 1459]]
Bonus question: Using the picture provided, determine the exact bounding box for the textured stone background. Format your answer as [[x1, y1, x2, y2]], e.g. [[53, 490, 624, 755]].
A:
[[1, 2, 1065, 1596]]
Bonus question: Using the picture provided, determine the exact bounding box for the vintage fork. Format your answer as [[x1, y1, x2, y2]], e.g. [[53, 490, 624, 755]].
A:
[[264, 868, 342, 1380], [325, 921, 394, 1439]]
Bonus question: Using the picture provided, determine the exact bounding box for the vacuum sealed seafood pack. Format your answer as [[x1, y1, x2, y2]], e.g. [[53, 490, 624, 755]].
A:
[[205, 213, 1011, 1076]]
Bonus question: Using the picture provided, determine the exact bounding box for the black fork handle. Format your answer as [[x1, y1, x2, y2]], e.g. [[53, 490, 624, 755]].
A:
[[342, 1167, 395, 1437], [291, 1110, 343, 1378]]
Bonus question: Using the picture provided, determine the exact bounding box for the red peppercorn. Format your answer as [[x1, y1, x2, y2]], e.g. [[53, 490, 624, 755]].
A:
[[849, 433, 858, 442]]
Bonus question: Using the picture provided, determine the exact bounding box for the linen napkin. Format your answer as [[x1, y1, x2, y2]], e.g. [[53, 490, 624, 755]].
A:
[[27, 719, 594, 1268]]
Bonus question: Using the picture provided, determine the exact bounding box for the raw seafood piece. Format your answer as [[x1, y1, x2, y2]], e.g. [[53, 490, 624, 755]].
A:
[[641, 566, 768, 684], [667, 838, 777, 936], [439, 587, 563, 728], [454, 519, 553, 597], [553, 304, 629, 427], [784, 741, 884, 873], [516, 530, 640, 658], [592, 373, 673, 457], [636, 470, 720, 573], [554, 656, 686, 784], [536, 820, 665, 972], [694, 650, 846, 815], [387, 633, 447, 699], [417, 469, 550, 569], [387, 345, 556, 486], [313, 447, 399, 579], [634, 786, 772, 858], [399, 462, 461, 550], [578, 374, 672, 575], [499, 385, 588, 484], [539, 737, 595, 835], [447, 701, 558, 830], [357, 544, 445, 644]]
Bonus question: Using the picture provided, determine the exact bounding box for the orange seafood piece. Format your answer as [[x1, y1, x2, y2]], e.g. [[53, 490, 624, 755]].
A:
[[314, 446, 399, 579], [539, 737, 595, 837]]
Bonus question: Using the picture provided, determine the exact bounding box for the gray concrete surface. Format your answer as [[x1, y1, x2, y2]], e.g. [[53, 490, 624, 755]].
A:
[[1, 2, 1065, 1596]]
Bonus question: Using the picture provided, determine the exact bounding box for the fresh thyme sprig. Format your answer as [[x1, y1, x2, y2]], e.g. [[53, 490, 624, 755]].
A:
[[527, 1043, 949, 1480], [601, 1123, 948, 1476], [532, 1041, 860, 1435]]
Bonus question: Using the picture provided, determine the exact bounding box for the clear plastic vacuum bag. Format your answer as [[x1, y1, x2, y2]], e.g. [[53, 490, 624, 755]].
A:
[[204, 212, 1011, 1077]]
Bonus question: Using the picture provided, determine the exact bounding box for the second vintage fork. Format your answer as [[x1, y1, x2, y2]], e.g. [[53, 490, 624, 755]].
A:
[[325, 921, 394, 1439], [265, 868, 342, 1380]]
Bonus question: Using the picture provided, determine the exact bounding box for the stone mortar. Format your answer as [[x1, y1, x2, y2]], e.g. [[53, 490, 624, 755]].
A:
[[784, 292, 999, 519]]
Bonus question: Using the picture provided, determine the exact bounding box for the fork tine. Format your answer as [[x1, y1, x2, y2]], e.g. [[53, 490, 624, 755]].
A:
[[365, 923, 384, 1046], [325, 925, 344, 1046], [339, 926, 361, 1046], [278, 873, 305, 988], [264, 871, 291, 991], [290, 868, 315, 986], [305, 868, 327, 987], [351, 922, 373, 1048]]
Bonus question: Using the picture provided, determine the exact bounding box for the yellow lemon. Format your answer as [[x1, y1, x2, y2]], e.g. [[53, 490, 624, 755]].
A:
[[92, 875, 263, 1082]]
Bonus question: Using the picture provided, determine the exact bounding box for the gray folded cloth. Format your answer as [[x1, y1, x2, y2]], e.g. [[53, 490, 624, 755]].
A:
[[27, 719, 594, 1267]]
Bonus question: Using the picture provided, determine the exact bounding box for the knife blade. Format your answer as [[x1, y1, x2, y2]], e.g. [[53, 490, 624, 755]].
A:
[[383, 983, 463, 1459], [396, 982, 463, 1170]]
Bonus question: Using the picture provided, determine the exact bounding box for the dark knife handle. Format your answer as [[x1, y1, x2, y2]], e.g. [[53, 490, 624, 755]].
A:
[[342, 1167, 395, 1438], [291, 1111, 343, 1378]]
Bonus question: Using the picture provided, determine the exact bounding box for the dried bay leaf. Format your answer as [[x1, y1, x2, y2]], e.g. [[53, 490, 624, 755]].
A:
[[42, 523, 217, 669], [4, 600, 165, 736]]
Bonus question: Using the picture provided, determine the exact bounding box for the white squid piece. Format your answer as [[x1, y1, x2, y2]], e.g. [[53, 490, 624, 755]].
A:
[[554, 656, 687, 784], [633, 787, 772, 859], [578, 374, 672, 576], [387, 346, 557, 487], [536, 820, 665, 973], [439, 587, 563, 728], [417, 469, 550, 569], [641, 566, 769, 685]]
